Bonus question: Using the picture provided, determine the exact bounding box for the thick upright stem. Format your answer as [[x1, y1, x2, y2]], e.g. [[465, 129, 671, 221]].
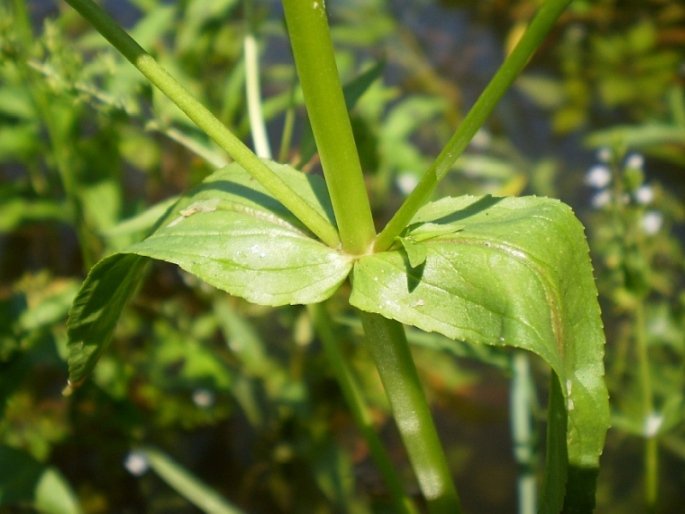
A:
[[63, 0, 340, 249], [358, 312, 462, 514], [374, 0, 572, 251], [309, 304, 419, 514], [283, 0, 376, 255]]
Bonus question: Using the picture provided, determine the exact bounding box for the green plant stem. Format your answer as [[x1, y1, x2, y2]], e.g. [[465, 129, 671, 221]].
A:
[[309, 304, 419, 514], [278, 72, 298, 163], [374, 0, 572, 252], [358, 312, 462, 514], [244, 0, 272, 159], [146, 122, 229, 169], [510, 352, 537, 514], [283, 0, 376, 255], [63, 0, 340, 249], [635, 300, 658, 511]]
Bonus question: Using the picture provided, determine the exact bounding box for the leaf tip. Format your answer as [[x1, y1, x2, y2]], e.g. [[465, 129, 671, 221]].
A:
[[62, 383, 75, 397], [62, 377, 87, 397]]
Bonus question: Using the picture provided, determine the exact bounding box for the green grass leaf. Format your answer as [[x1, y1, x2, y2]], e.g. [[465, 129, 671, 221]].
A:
[[140, 446, 246, 514], [350, 194, 610, 510]]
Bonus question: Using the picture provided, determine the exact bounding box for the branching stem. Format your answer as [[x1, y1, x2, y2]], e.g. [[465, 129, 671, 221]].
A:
[[374, 0, 573, 251], [63, 0, 340, 248]]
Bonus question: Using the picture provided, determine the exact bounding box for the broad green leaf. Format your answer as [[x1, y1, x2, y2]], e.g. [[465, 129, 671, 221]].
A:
[[0, 445, 43, 505], [103, 196, 178, 239], [585, 123, 685, 151], [34, 467, 83, 514], [124, 162, 350, 305], [66, 253, 149, 390], [66, 161, 351, 388], [350, 195, 609, 510], [0, 445, 82, 514]]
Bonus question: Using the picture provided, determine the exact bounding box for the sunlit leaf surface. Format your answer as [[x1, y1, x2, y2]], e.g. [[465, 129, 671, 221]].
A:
[[350, 195, 610, 509], [126, 165, 351, 306], [67, 161, 351, 387]]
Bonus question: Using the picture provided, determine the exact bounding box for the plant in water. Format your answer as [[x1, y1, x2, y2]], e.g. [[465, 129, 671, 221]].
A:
[[62, 0, 609, 512]]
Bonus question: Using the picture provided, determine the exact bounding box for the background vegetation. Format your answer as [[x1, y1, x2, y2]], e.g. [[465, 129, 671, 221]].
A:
[[1, 0, 684, 512]]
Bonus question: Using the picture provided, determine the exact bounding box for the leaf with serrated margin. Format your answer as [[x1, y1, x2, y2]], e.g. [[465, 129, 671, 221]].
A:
[[350, 195, 609, 511], [65, 253, 148, 392], [66, 161, 352, 389]]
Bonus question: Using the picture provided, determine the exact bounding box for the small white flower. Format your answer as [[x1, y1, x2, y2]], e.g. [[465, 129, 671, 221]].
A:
[[644, 412, 663, 437], [584, 165, 612, 189], [597, 147, 612, 163], [591, 190, 611, 209], [625, 153, 644, 170], [635, 185, 654, 205], [396, 172, 418, 195], [641, 211, 663, 235], [470, 128, 491, 150], [567, 23, 587, 43], [192, 388, 215, 408], [124, 451, 149, 476]]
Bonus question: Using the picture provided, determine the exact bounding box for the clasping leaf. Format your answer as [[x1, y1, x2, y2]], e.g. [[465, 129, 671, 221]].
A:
[[351, 194, 609, 512], [395, 222, 465, 268], [66, 161, 353, 389]]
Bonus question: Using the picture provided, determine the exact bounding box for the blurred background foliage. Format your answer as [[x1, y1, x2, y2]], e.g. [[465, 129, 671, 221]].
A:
[[0, 0, 684, 512]]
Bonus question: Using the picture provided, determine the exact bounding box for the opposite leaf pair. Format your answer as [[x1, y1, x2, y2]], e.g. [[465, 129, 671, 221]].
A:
[[66, 159, 609, 512]]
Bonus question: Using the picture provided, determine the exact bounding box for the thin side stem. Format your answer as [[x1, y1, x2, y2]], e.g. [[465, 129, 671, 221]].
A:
[[283, 0, 376, 255], [374, 0, 572, 252], [63, 0, 340, 249], [244, 0, 272, 159], [278, 72, 298, 163], [510, 352, 537, 514], [309, 304, 419, 514], [358, 312, 462, 514], [635, 301, 658, 511], [147, 122, 229, 169]]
